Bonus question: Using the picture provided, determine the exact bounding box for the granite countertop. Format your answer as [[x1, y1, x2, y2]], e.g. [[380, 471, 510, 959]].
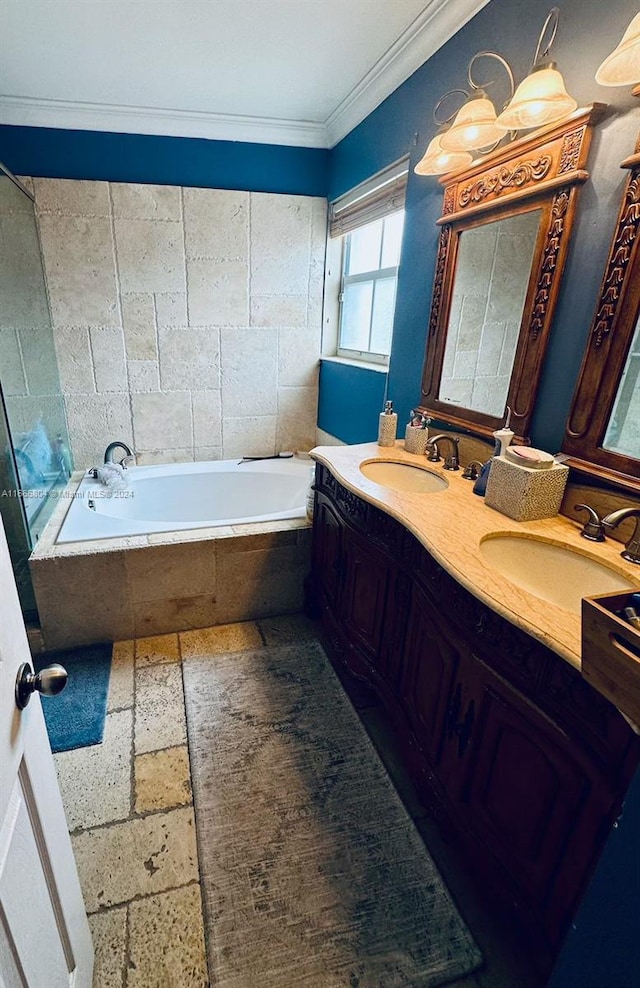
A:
[[310, 442, 640, 672]]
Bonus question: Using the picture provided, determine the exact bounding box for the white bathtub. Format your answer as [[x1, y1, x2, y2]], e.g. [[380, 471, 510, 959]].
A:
[[55, 457, 312, 543]]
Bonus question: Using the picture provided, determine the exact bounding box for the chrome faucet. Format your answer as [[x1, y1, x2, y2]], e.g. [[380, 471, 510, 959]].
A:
[[426, 434, 460, 470], [602, 508, 640, 564], [104, 441, 136, 468]]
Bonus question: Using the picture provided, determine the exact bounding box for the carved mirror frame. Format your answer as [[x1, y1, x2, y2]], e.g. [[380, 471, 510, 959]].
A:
[[417, 105, 604, 443], [562, 132, 640, 494]]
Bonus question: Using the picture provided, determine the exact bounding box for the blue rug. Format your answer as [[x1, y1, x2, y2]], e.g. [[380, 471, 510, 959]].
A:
[[35, 643, 112, 753]]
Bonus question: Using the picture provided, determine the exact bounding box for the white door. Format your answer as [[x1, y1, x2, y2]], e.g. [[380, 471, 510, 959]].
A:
[[0, 518, 93, 987]]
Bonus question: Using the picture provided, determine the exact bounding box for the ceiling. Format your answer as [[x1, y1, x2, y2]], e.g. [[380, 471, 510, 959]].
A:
[[0, 0, 489, 148]]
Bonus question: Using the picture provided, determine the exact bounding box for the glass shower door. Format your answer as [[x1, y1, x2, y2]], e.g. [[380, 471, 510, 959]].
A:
[[0, 163, 72, 612]]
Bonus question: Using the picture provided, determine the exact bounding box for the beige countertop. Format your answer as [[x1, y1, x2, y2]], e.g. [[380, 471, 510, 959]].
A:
[[310, 442, 640, 672]]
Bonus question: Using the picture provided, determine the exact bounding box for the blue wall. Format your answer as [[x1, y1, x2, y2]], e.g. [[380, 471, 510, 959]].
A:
[[321, 0, 640, 447], [0, 125, 328, 197], [318, 361, 386, 444]]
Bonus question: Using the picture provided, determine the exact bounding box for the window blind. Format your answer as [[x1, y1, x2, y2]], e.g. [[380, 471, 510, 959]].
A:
[[329, 156, 409, 239]]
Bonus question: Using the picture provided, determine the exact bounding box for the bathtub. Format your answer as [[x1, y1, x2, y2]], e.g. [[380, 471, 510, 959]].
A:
[[56, 457, 312, 543]]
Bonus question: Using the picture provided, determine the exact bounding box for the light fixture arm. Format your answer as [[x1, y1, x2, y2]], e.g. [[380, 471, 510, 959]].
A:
[[433, 89, 470, 128], [532, 6, 559, 68], [467, 51, 515, 105]]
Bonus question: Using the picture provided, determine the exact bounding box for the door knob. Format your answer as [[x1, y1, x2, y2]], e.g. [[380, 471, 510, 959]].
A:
[[15, 662, 68, 710]]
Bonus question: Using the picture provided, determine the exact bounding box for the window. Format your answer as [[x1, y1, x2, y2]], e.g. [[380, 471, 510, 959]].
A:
[[338, 210, 404, 361], [328, 158, 408, 364]]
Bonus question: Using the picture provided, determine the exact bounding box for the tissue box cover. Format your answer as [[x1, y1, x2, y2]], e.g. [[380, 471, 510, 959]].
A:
[[485, 455, 569, 521]]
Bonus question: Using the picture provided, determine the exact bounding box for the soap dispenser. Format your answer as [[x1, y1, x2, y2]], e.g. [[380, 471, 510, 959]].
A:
[[472, 406, 513, 497], [377, 400, 398, 447]]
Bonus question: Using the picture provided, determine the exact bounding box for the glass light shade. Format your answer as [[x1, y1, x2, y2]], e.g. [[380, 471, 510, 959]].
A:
[[414, 133, 473, 176], [439, 94, 504, 152], [495, 65, 577, 131], [595, 13, 640, 86]]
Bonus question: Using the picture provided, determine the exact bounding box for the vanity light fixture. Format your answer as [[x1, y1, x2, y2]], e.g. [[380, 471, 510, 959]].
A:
[[595, 12, 640, 91], [439, 52, 515, 153], [414, 90, 474, 176], [495, 7, 577, 132]]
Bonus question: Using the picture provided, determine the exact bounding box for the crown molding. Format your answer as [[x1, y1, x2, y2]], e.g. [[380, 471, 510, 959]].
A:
[[325, 0, 491, 147], [0, 95, 328, 149], [0, 0, 490, 150]]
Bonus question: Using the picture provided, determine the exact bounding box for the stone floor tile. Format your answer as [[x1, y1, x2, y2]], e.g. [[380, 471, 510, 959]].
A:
[[135, 633, 180, 667], [72, 806, 198, 912], [134, 663, 186, 754], [127, 884, 208, 988], [108, 640, 135, 712], [257, 612, 319, 646], [54, 709, 132, 832], [179, 620, 262, 657], [88, 906, 127, 988], [135, 745, 192, 814]]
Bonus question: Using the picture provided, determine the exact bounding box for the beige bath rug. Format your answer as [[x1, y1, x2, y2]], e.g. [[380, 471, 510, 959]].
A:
[[183, 640, 482, 987]]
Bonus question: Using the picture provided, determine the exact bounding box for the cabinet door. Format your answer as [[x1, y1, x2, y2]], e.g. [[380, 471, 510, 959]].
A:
[[312, 493, 344, 612], [463, 659, 605, 934], [400, 583, 460, 770], [341, 526, 392, 666]]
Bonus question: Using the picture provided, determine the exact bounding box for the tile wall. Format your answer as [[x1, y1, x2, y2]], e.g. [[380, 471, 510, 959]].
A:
[[28, 178, 326, 468]]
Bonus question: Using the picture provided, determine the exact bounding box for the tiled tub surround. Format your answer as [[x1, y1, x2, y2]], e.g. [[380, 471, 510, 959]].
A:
[[26, 177, 326, 468], [31, 472, 311, 647]]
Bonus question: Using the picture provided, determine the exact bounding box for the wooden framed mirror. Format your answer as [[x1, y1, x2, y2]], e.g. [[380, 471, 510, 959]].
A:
[[562, 132, 640, 494], [417, 105, 604, 443]]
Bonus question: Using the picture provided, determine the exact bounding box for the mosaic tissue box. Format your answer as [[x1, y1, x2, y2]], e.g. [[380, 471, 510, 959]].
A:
[[484, 455, 569, 522]]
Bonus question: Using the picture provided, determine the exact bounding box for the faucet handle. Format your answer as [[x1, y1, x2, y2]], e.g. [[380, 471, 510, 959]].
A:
[[462, 460, 484, 481], [574, 503, 606, 542], [426, 440, 441, 463]]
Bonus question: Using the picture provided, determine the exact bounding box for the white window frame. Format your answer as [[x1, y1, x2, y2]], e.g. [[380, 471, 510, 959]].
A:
[[326, 157, 408, 367], [337, 211, 404, 364]]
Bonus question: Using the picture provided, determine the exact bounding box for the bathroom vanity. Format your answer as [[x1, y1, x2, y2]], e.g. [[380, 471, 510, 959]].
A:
[[308, 443, 640, 965]]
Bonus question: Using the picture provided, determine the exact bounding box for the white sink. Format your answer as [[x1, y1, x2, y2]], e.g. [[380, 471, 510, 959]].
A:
[[480, 534, 635, 614], [359, 460, 448, 494]]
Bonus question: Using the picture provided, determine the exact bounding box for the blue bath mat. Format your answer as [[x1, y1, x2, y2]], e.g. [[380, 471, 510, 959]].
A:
[[34, 643, 112, 753]]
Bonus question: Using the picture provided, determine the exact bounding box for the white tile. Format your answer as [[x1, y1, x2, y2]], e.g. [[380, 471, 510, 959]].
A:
[[90, 326, 128, 393], [250, 293, 307, 327], [158, 326, 220, 391], [114, 218, 186, 294], [38, 215, 118, 326], [155, 291, 187, 326], [183, 187, 248, 259], [64, 393, 133, 469], [54, 709, 132, 831], [278, 327, 321, 386], [121, 292, 158, 361], [53, 326, 96, 394], [34, 178, 111, 216], [134, 663, 187, 754], [222, 415, 276, 459], [71, 806, 198, 911], [128, 359, 160, 392], [220, 326, 277, 416], [250, 192, 312, 295], [192, 390, 222, 447], [276, 385, 318, 452], [186, 257, 248, 325], [131, 392, 192, 451], [111, 183, 182, 221]]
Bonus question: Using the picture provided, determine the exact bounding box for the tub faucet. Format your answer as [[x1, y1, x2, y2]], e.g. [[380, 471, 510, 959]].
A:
[[602, 508, 640, 564], [104, 441, 136, 469], [426, 434, 460, 470]]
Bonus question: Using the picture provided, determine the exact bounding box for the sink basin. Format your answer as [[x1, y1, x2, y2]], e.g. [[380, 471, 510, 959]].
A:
[[480, 534, 635, 614], [359, 460, 448, 494]]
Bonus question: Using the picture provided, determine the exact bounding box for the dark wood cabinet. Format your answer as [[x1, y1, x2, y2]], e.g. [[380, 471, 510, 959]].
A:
[[309, 463, 640, 961]]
